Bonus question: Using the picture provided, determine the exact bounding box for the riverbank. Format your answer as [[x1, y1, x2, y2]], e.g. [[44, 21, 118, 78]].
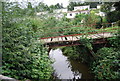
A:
[[60, 35, 120, 80]]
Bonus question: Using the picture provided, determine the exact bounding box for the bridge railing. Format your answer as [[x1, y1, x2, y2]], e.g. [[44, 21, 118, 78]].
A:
[[40, 23, 118, 40], [40, 23, 110, 38]]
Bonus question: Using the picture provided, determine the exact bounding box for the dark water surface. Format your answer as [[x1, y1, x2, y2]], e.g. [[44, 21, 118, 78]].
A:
[[49, 48, 93, 79]]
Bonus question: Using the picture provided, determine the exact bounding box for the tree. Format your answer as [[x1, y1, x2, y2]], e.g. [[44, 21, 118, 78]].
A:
[[72, 14, 88, 25], [106, 10, 120, 23], [100, 2, 120, 23], [114, 1, 120, 10], [36, 2, 50, 12], [27, 2, 32, 9], [26, 2, 35, 16], [67, 2, 77, 11], [84, 13, 102, 28], [89, 2, 98, 8], [55, 3, 63, 9], [100, 4, 111, 13], [105, 2, 120, 23]]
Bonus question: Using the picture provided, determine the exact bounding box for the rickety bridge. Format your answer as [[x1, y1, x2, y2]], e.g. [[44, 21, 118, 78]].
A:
[[39, 32, 115, 48], [39, 23, 118, 48], [40, 32, 113, 43]]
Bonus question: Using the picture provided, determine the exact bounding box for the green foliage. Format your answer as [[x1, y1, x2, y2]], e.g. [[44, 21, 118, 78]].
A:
[[100, 4, 111, 13], [91, 30, 120, 80], [35, 2, 63, 13], [62, 45, 93, 64], [2, 2, 53, 80], [54, 3, 63, 9], [106, 11, 120, 23], [62, 46, 79, 60], [26, 2, 35, 16], [67, 2, 75, 11], [116, 20, 120, 26], [108, 31, 120, 49], [73, 14, 88, 25], [35, 2, 50, 12], [2, 18, 53, 80], [101, 2, 120, 23], [92, 47, 119, 80], [108, 37, 120, 48], [114, 2, 120, 10], [102, 17, 109, 27], [79, 37, 93, 50], [84, 13, 102, 28], [89, 2, 98, 8], [62, 37, 94, 63]]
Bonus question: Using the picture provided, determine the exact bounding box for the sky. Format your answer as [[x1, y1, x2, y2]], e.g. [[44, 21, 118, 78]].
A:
[[43, 0, 69, 7], [7, 0, 70, 7], [8, 0, 119, 8]]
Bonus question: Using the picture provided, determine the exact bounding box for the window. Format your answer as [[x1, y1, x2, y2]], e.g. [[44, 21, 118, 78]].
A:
[[70, 14, 72, 16]]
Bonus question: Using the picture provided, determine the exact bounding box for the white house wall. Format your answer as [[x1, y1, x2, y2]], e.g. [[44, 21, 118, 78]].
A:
[[66, 12, 80, 19], [66, 10, 90, 19]]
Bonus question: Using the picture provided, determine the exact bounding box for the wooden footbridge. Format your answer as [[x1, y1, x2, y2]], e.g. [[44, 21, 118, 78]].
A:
[[39, 23, 118, 48]]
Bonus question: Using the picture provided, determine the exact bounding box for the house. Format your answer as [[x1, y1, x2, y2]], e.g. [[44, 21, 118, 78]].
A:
[[66, 5, 90, 19], [66, 11, 79, 19], [74, 5, 90, 11], [66, 10, 90, 19]]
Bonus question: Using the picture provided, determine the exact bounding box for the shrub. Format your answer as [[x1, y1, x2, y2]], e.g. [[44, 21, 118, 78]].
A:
[[2, 18, 53, 80], [92, 47, 119, 80]]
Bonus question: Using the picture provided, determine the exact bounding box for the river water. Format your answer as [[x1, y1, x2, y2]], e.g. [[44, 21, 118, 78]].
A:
[[49, 48, 93, 80]]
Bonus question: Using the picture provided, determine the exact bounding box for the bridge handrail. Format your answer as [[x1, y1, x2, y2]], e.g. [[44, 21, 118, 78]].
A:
[[42, 23, 112, 30], [40, 27, 119, 39], [41, 26, 118, 37]]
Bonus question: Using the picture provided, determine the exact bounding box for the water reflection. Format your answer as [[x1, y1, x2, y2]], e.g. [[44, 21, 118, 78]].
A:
[[49, 49, 82, 79]]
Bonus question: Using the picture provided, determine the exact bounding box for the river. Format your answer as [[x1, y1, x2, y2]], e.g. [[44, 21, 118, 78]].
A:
[[49, 48, 93, 80]]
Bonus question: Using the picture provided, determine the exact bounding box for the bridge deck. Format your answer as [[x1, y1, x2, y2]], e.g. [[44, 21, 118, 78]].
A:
[[40, 32, 114, 44]]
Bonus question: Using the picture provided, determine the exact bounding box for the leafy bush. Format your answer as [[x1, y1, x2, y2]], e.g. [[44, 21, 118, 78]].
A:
[[2, 18, 53, 80], [115, 20, 120, 26], [92, 47, 119, 80], [79, 37, 93, 50], [108, 31, 120, 49], [62, 41, 93, 63], [62, 46, 79, 60], [106, 11, 120, 23]]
